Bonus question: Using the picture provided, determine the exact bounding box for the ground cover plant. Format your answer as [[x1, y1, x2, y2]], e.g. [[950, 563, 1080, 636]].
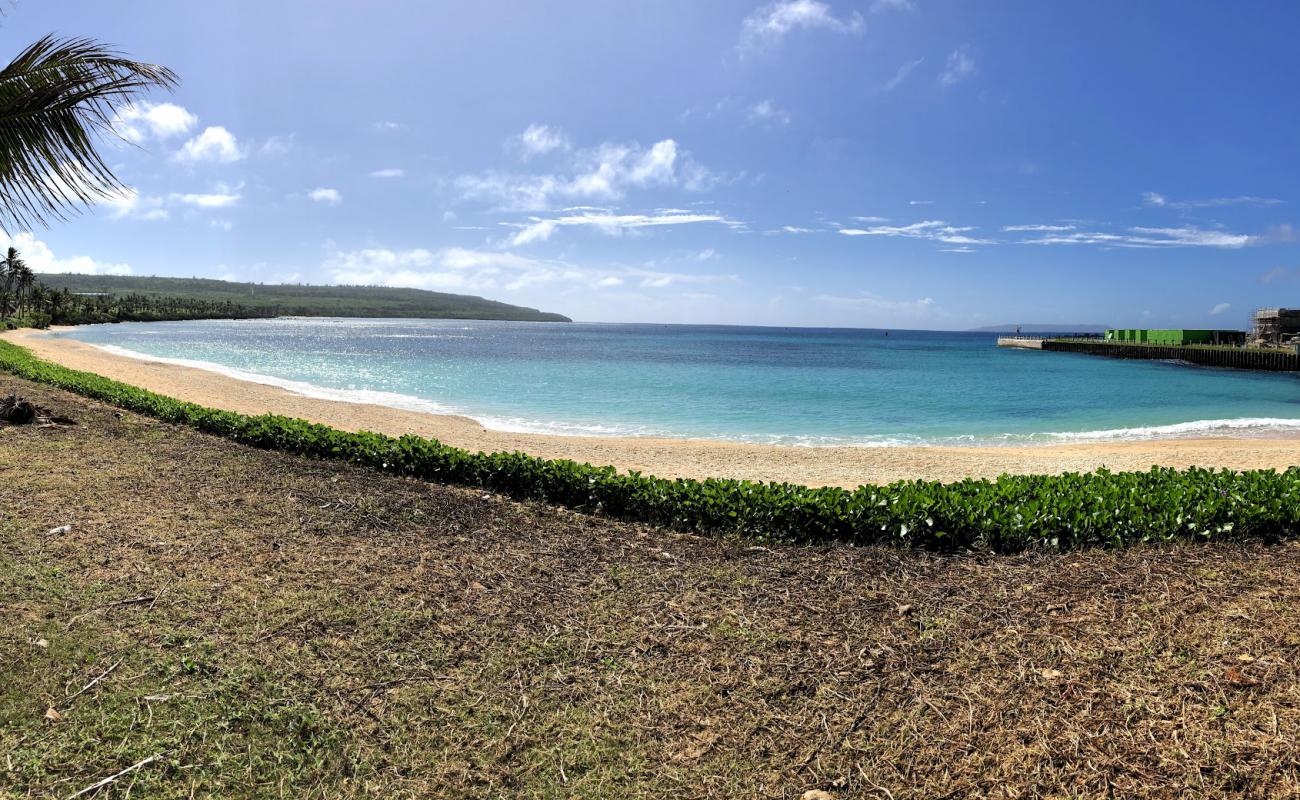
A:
[[2, 340, 1300, 554], [2, 339, 1299, 552], [2, 376, 1299, 798]]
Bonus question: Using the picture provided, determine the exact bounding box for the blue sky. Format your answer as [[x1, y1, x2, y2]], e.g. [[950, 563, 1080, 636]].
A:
[[5, 0, 1300, 328]]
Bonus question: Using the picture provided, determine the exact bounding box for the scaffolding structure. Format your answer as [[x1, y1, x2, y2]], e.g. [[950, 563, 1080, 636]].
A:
[[1251, 308, 1300, 346]]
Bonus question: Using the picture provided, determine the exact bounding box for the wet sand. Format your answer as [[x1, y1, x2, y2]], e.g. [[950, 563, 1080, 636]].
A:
[[6, 326, 1300, 487]]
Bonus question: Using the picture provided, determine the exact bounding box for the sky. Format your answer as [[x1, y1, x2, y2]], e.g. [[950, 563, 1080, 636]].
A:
[[4, 0, 1300, 329]]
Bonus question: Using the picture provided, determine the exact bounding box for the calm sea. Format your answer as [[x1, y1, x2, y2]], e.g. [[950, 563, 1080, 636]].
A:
[[54, 318, 1300, 446]]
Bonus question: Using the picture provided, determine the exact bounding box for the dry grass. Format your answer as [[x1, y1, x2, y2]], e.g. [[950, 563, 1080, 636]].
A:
[[2, 376, 1300, 798]]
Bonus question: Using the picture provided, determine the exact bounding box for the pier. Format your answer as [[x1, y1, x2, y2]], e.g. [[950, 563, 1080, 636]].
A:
[[998, 337, 1300, 372]]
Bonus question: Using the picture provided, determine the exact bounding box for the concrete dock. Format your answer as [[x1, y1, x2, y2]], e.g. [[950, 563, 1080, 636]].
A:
[[996, 336, 1045, 350], [998, 337, 1300, 372]]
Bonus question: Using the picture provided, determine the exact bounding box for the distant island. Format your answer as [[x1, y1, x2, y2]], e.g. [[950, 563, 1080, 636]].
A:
[[35, 274, 572, 323], [969, 323, 1108, 334]]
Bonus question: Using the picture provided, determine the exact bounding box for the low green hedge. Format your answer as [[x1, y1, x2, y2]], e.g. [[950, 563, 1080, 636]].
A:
[[2, 339, 1297, 552]]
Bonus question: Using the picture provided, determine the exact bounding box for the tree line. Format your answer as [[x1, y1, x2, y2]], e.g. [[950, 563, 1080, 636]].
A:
[[0, 247, 271, 329]]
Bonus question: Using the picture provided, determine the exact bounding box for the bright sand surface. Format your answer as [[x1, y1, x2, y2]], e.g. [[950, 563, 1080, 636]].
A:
[[6, 326, 1300, 487]]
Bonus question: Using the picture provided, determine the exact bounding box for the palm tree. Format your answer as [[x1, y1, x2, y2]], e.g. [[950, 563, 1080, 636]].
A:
[[0, 35, 177, 232], [0, 246, 22, 316], [11, 260, 33, 314]]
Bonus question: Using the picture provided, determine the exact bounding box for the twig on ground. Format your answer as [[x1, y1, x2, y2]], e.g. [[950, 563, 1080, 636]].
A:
[[65, 594, 160, 630], [67, 753, 164, 799], [64, 659, 123, 705]]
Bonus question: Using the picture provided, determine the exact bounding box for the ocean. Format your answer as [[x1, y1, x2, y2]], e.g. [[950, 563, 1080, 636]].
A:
[[53, 317, 1300, 447]]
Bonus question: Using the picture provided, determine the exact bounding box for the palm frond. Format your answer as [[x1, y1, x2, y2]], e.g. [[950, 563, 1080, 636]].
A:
[[0, 34, 177, 232]]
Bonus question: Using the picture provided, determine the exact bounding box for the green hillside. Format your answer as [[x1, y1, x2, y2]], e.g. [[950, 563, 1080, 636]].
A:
[[35, 274, 572, 322]]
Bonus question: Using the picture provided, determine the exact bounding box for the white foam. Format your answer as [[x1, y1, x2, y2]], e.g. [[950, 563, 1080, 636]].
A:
[[92, 344, 458, 417], [1037, 417, 1300, 443], [70, 343, 1300, 448]]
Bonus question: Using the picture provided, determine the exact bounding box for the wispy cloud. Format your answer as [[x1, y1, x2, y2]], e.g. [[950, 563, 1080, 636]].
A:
[[624, 267, 740, 288], [739, 0, 865, 53], [175, 126, 243, 163], [1002, 223, 1076, 232], [1209, 302, 1231, 316], [814, 291, 939, 317], [939, 44, 976, 87], [113, 101, 197, 142], [1260, 266, 1295, 284], [325, 245, 736, 294], [456, 137, 718, 212], [1142, 191, 1283, 209], [838, 219, 992, 245], [746, 99, 791, 126], [509, 123, 571, 160], [506, 211, 738, 247], [171, 183, 242, 209], [369, 168, 404, 178], [870, 0, 914, 12], [908, 200, 934, 206], [1017, 225, 1253, 249], [882, 57, 924, 91], [308, 188, 342, 205], [99, 188, 168, 221]]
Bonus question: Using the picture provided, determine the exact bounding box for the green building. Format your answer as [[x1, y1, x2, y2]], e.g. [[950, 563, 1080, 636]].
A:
[[1104, 329, 1245, 346]]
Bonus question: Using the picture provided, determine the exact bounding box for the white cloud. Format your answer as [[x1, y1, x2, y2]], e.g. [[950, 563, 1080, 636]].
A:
[[372, 121, 404, 132], [308, 187, 343, 205], [814, 291, 939, 317], [1002, 223, 1076, 232], [176, 126, 243, 163], [369, 168, 405, 178], [171, 184, 242, 208], [777, 225, 817, 233], [838, 219, 993, 245], [625, 267, 740, 288], [456, 137, 716, 212], [870, 0, 914, 11], [853, 215, 890, 222], [259, 134, 295, 155], [1142, 191, 1283, 209], [908, 200, 934, 206], [1018, 225, 1253, 249], [325, 245, 736, 294], [939, 44, 976, 86], [1260, 266, 1293, 284], [747, 99, 791, 126], [882, 57, 924, 91], [740, 0, 865, 53], [510, 123, 570, 159], [506, 211, 736, 247], [0, 232, 132, 275], [99, 187, 168, 221], [1209, 302, 1231, 316], [114, 101, 197, 142]]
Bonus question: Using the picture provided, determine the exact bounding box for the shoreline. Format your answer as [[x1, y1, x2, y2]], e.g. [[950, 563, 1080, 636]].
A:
[[6, 325, 1300, 487]]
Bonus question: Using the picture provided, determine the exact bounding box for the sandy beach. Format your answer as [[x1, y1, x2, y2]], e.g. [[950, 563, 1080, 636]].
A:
[[6, 325, 1300, 487]]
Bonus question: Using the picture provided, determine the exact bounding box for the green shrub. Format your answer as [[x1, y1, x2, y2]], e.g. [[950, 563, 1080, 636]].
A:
[[1, 339, 1296, 552]]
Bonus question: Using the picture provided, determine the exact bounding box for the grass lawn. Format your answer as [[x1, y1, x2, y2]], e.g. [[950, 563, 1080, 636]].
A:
[[2, 376, 1299, 798]]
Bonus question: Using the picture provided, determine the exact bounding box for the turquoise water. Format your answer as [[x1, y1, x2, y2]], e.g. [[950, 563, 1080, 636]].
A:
[[54, 318, 1300, 446]]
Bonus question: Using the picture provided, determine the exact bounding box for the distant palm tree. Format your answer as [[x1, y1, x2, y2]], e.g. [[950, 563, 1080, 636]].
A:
[[11, 259, 34, 314], [0, 35, 177, 232], [0, 246, 22, 315]]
